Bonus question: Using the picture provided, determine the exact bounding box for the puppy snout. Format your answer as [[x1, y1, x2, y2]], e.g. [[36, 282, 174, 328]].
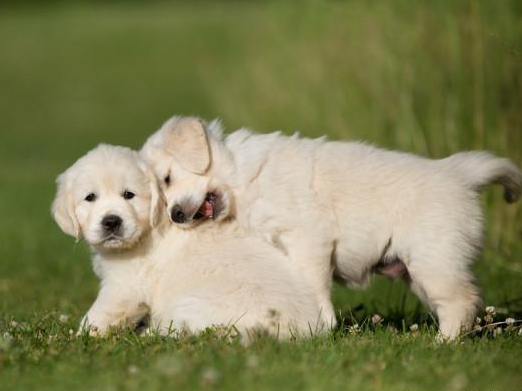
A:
[[101, 214, 122, 232], [170, 205, 186, 223]]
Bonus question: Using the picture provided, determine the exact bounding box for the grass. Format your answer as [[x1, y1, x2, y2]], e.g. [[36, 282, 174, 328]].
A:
[[0, 1, 521, 390], [1, 317, 522, 391]]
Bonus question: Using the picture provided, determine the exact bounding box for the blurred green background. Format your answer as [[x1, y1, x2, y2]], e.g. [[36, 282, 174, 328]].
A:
[[1, 0, 521, 323]]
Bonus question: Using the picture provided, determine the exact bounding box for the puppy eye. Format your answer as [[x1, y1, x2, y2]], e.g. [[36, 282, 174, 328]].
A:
[[164, 175, 171, 186], [123, 190, 135, 200], [85, 193, 97, 202]]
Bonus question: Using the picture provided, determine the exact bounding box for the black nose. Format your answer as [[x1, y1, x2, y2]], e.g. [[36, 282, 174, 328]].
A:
[[101, 214, 122, 232], [170, 205, 186, 223]]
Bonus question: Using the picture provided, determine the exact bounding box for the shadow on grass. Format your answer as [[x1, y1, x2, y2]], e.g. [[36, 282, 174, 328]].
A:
[[334, 293, 522, 338]]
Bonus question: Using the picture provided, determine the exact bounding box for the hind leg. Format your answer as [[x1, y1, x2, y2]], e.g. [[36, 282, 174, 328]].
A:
[[400, 230, 481, 340], [406, 252, 482, 340], [402, 199, 485, 339]]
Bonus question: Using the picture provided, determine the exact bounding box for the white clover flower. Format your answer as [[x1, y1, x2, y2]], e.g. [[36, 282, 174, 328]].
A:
[[59, 314, 69, 323], [246, 355, 259, 369], [2, 332, 13, 341], [128, 365, 139, 375], [475, 317, 482, 325], [348, 324, 360, 334], [505, 318, 515, 326], [155, 355, 182, 377], [473, 324, 482, 332], [68, 329, 74, 335], [201, 367, 220, 385], [387, 326, 399, 334], [9, 320, 18, 329], [485, 306, 496, 316], [409, 324, 419, 332], [0, 333, 13, 350], [484, 314, 494, 324], [449, 373, 468, 390], [371, 314, 383, 325]]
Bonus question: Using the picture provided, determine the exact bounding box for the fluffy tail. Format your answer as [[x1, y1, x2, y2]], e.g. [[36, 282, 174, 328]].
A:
[[444, 151, 522, 203]]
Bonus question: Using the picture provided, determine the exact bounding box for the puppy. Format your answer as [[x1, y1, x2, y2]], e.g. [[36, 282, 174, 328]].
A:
[[52, 144, 162, 333], [141, 116, 522, 339], [52, 144, 325, 338]]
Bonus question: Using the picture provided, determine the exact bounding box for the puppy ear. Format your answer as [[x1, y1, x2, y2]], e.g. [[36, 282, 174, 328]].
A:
[[138, 159, 164, 228], [164, 117, 210, 174], [51, 172, 81, 240]]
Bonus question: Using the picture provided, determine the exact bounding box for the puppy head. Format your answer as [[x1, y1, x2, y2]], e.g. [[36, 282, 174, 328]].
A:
[[52, 144, 162, 251], [140, 116, 233, 228]]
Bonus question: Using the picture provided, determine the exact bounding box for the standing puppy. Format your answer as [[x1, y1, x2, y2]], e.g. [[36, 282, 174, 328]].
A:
[[141, 116, 522, 339]]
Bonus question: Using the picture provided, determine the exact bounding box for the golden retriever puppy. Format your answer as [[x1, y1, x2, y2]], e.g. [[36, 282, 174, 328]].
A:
[[140, 116, 522, 339], [52, 144, 325, 338]]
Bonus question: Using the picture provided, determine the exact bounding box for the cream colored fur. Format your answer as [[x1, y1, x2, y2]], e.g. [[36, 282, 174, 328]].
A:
[[52, 144, 326, 339], [141, 116, 522, 339]]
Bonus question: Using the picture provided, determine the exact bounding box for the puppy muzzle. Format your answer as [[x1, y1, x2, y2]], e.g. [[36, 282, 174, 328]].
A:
[[169, 193, 219, 225]]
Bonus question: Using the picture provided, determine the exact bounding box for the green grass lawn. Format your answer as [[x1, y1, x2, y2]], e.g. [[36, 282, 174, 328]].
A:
[[1, 1, 521, 390]]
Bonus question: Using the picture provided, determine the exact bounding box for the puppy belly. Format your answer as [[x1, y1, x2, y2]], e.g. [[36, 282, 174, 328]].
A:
[[373, 259, 408, 280]]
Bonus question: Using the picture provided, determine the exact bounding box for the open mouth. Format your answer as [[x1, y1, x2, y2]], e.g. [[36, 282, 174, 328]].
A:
[[193, 192, 217, 220]]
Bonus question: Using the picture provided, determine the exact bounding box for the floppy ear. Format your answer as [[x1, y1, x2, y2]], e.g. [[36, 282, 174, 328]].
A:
[[164, 117, 210, 174], [138, 159, 164, 228], [51, 172, 81, 240]]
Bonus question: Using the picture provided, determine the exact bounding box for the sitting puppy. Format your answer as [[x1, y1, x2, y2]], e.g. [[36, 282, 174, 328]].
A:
[[52, 144, 325, 338], [140, 116, 522, 339]]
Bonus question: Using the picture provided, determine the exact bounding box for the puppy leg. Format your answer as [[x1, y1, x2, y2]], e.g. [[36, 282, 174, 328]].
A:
[[403, 202, 485, 340], [281, 233, 336, 330], [407, 259, 481, 340], [79, 284, 147, 336]]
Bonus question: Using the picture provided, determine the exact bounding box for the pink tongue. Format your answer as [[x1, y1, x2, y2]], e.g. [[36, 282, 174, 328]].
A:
[[199, 200, 214, 218]]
